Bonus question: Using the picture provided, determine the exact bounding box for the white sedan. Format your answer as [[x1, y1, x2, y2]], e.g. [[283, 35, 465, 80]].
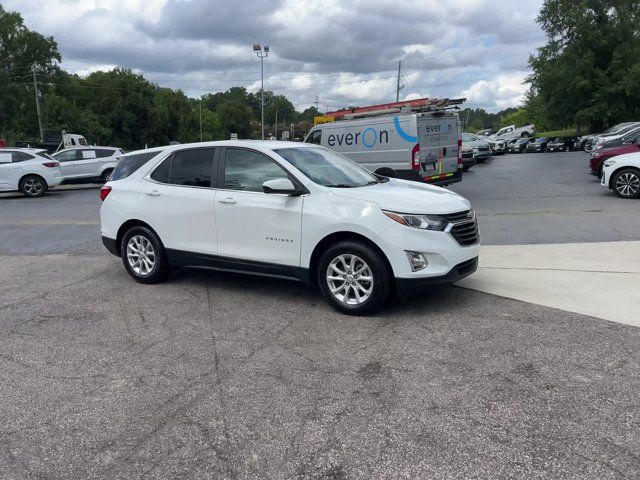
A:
[[601, 152, 640, 199], [0, 148, 62, 197]]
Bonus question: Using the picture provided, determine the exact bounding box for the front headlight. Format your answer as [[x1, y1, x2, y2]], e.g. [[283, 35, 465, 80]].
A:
[[383, 210, 448, 231], [603, 160, 617, 168]]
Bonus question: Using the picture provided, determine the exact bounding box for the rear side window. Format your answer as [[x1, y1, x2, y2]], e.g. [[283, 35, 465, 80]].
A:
[[94, 149, 115, 158], [150, 148, 214, 187], [110, 151, 159, 181], [12, 152, 34, 163]]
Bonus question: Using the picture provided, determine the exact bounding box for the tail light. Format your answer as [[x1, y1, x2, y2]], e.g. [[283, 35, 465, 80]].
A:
[[411, 144, 420, 171], [100, 186, 112, 201], [457, 138, 463, 167], [42, 161, 59, 168]]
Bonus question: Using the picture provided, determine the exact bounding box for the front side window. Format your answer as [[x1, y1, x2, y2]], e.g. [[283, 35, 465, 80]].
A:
[[306, 130, 322, 145], [150, 148, 214, 187], [224, 148, 289, 192], [53, 150, 79, 162], [274, 147, 380, 188]]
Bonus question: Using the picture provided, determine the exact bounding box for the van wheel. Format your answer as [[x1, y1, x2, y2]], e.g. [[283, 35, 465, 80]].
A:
[[121, 226, 171, 284], [375, 167, 397, 178], [317, 240, 392, 315], [102, 169, 114, 183], [521, 132, 529, 138], [20, 175, 47, 198]]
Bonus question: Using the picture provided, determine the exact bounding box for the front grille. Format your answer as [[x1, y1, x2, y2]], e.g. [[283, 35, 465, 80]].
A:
[[457, 257, 478, 275], [450, 220, 479, 246], [477, 147, 490, 152], [440, 210, 472, 222]]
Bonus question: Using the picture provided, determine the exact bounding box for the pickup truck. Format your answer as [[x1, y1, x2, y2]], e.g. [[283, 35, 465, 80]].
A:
[[492, 124, 536, 141]]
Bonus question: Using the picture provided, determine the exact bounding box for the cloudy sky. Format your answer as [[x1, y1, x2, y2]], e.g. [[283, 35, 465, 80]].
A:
[[6, 0, 546, 112]]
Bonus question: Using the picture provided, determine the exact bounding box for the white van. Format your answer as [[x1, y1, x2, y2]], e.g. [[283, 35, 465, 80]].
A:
[[304, 112, 462, 186]]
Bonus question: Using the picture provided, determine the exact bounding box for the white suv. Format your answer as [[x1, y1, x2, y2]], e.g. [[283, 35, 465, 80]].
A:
[[53, 146, 123, 184], [100, 141, 480, 314], [0, 148, 63, 197]]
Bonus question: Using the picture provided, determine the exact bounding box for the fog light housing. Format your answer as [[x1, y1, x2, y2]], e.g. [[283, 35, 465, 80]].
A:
[[406, 251, 428, 271]]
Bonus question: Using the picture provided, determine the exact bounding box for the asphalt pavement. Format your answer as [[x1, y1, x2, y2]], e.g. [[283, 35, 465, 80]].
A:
[[1, 151, 640, 479]]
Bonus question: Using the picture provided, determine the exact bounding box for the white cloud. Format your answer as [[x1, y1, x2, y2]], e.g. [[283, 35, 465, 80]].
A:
[[461, 72, 529, 110]]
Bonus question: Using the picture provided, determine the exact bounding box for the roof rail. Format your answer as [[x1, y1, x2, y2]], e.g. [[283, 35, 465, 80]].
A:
[[326, 97, 466, 120]]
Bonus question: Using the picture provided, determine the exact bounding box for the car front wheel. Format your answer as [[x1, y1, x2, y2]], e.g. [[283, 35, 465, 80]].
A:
[[612, 168, 640, 199], [317, 240, 392, 315], [121, 226, 171, 283]]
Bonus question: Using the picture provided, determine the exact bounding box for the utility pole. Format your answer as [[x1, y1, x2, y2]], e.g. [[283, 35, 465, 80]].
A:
[[253, 44, 269, 140], [199, 99, 203, 142], [314, 95, 320, 111], [274, 97, 278, 140], [396, 60, 403, 102], [32, 66, 43, 142]]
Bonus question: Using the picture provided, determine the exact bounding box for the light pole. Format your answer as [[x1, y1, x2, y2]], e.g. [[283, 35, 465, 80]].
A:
[[253, 43, 269, 140]]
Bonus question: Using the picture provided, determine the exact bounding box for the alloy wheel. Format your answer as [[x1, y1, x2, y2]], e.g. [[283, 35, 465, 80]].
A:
[[126, 235, 156, 276], [615, 172, 640, 197], [24, 178, 43, 196], [326, 254, 374, 305]]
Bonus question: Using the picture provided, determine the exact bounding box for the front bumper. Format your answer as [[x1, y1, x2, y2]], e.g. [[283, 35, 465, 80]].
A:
[[395, 257, 478, 297]]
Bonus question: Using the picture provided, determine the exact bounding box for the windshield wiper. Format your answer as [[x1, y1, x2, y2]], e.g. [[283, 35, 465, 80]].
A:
[[326, 184, 357, 188]]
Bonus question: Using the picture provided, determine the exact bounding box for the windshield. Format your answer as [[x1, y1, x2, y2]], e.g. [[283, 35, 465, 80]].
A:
[[274, 147, 382, 188], [461, 133, 476, 142]]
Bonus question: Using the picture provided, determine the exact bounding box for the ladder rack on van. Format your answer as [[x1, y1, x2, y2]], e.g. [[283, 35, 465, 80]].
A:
[[326, 97, 466, 121]]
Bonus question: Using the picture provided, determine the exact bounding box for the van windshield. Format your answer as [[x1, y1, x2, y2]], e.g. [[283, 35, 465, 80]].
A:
[[274, 147, 382, 188]]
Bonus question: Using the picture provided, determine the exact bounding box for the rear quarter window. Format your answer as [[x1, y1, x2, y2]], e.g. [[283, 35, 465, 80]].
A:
[[110, 151, 160, 181]]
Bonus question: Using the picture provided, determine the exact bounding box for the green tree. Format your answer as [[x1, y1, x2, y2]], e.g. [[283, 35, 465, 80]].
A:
[[216, 100, 254, 139], [528, 0, 640, 131], [0, 5, 60, 140]]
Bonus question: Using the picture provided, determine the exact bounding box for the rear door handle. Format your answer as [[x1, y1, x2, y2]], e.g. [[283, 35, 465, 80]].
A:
[[145, 190, 161, 197], [218, 197, 237, 204]]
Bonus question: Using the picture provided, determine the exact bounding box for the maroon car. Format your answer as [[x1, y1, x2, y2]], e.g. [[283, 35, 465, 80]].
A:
[[590, 143, 640, 177]]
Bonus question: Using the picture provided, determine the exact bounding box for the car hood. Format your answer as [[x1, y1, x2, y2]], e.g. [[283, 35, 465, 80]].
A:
[[328, 178, 471, 215]]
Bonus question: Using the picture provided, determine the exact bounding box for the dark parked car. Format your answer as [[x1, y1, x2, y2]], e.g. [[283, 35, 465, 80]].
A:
[[526, 137, 550, 153], [578, 122, 640, 152], [590, 142, 640, 177], [507, 138, 530, 153], [546, 136, 578, 152], [591, 127, 640, 154]]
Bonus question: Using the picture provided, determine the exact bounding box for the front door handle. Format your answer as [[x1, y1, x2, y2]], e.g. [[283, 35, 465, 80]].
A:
[[145, 190, 161, 197], [218, 197, 237, 204]]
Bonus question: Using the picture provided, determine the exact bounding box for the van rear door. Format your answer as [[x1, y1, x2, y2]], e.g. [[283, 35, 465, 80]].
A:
[[417, 113, 461, 186]]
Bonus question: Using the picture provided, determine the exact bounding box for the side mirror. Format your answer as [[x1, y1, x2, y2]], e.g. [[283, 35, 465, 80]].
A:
[[263, 178, 301, 195]]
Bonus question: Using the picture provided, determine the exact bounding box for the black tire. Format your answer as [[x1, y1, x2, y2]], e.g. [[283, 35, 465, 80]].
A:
[[374, 167, 397, 178], [521, 132, 529, 138], [19, 175, 47, 198], [120, 226, 171, 284], [317, 240, 392, 315], [462, 165, 472, 172], [101, 169, 114, 184], [611, 168, 640, 199]]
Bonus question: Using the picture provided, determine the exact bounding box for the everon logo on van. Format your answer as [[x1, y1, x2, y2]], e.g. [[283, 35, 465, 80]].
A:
[[327, 128, 389, 148]]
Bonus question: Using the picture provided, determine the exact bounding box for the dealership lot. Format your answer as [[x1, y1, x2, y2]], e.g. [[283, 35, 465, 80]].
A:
[[1, 151, 640, 478]]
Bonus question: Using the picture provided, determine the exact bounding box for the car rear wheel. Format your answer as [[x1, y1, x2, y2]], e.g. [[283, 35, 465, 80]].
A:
[[19, 175, 47, 198], [612, 168, 640, 199], [521, 132, 529, 138], [317, 240, 392, 315], [121, 226, 171, 284], [102, 169, 113, 184]]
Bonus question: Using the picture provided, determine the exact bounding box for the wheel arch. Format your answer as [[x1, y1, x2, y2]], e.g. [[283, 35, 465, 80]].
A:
[[19, 172, 48, 189], [115, 219, 162, 256], [608, 165, 640, 189], [306, 231, 394, 287]]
